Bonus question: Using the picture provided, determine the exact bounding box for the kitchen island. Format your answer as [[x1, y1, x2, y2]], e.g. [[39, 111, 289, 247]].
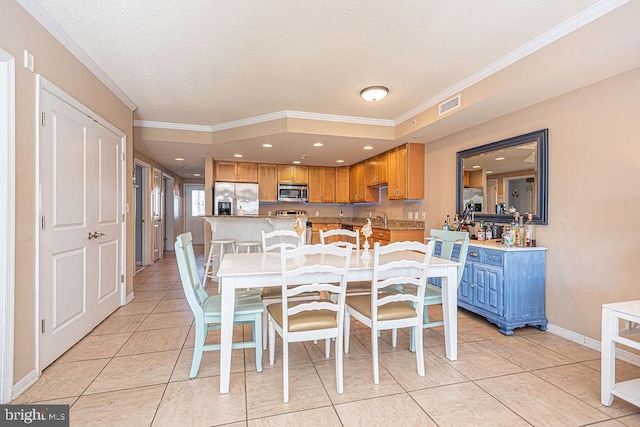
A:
[[203, 215, 307, 245]]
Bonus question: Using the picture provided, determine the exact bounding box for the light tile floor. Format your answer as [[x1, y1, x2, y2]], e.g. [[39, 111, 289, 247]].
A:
[[12, 247, 640, 426]]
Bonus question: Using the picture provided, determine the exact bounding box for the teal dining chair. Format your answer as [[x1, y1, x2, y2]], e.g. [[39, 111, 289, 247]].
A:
[[175, 232, 264, 377], [410, 229, 469, 351]]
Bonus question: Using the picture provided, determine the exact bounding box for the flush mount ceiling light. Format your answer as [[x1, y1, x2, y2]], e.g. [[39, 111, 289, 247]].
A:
[[313, 142, 323, 147], [336, 160, 345, 163], [174, 157, 184, 161], [363, 145, 374, 150], [262, 143, 272, 148], [360, 86, 389, 102], [233, 154, 243, 158]]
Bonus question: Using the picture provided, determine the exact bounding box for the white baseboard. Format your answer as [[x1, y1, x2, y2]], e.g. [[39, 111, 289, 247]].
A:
[[547, 323, 640, 367], [11, 369, 39, 401], [125, 292, 135, 305]]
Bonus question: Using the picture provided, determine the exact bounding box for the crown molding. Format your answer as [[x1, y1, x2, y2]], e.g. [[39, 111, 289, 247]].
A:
[[17, 0, 137, 111], [133, 120, 212, 132], [394, 0, 630, 125], [135, 110, 395, 132]]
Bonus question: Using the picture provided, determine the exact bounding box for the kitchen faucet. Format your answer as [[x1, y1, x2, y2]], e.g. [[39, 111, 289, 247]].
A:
[[373, 212, 388, 227]]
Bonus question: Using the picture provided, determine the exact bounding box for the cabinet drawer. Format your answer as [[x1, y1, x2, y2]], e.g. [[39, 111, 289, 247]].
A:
[[480, 249, 504, 267], [372, 228, 390, 241], [466, 248, 480, 262]]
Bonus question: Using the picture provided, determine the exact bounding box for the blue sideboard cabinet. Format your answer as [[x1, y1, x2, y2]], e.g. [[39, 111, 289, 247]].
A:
[[457, 243, 548, 335]]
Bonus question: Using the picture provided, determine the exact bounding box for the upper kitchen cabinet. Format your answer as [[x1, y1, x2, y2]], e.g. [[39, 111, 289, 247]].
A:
[[366, 152, 388, 186], [277, 165, 309, 183], [388, 143, 425, 200], [258, 163, 278, 202], [350, 161, 379, 203], [335, 166, 350, 204], [216, 161, 258, 182], [308, 166, 336, 203]]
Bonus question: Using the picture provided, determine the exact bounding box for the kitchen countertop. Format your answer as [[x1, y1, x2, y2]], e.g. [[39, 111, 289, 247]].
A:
[[467, 238, 547, 251], [307, 217, 425, 231], [204, 215, 425, 230]]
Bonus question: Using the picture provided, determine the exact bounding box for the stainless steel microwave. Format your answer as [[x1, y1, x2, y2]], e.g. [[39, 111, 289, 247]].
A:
[[278, 183, 308, 202]]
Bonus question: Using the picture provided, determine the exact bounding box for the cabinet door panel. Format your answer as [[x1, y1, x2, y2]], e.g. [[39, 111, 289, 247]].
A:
[[258, 164, 277, 202], [473, 264, 503, 315]]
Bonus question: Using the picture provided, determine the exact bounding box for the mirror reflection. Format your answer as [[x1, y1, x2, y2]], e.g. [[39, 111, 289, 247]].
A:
[[456, 129, 548, 225]]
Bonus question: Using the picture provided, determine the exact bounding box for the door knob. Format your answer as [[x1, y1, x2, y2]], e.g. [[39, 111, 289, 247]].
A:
[[88, 231, 106, 240]]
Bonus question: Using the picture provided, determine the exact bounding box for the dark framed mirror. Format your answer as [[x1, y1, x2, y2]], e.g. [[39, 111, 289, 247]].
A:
[[456, 129, 548, 225]]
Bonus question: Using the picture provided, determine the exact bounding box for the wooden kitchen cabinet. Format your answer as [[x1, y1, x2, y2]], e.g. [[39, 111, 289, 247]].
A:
[[388, 143, 424, 200], [349, 162, 379, 203], [366, 152, 388, 186], [277, 165, 308, 183], [215, 161, 258, 182], [335, 167, 350, 204], [364, 228, 425, 247], [308, 166, 335, 203], [258, 163, 278, 202]]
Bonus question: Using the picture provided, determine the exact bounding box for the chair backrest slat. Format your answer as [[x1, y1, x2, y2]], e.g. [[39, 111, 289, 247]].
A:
[[429, 229, 470, 285], [319, 228, 359, 249], [262, 229, 300, 252]]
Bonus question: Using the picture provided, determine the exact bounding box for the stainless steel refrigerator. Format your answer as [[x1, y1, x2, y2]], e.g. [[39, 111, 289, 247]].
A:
[[213, 182, 259, 216]]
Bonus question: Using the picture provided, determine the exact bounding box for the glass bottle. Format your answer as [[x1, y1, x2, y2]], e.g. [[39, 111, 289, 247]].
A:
[[477, 222, 486, 241], [442, 215, 451, 231], [525, 213, 537, 247], [485, 222, 493, 240], [453, 214, 460, 231], [516, 215, 526, 247]]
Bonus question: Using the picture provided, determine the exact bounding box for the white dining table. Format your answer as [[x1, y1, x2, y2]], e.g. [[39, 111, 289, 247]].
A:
[[216, 248, 459, 394]]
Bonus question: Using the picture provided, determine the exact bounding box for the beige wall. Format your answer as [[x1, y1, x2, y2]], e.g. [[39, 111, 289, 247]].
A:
[[1, 0, 134, 382], [420, 67, 640, 340]]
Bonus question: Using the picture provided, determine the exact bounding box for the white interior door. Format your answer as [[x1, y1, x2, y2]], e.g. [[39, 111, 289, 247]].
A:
[[93, 123, 123, 321], [39, 88, 123, 369], [184, 184, 205, 245], [152, 168, 163, 261]]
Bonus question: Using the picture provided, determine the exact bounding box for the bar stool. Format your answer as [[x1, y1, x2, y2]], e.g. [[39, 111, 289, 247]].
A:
[[203, 239, 236, 290], [235, 241, 262, 253]]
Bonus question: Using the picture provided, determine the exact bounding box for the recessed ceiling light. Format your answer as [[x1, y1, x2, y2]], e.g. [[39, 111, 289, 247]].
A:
[[174, 157, 184, 161], [262, 143, 272, 148], [336, 160, 345, 163], [472, 165, 481, 169], [495, 157, 505, 160], [293, 160, 301, 164], [486, 171, 493, 174], [233, 154, 243, 158], [193, 173, 201, 177], [313, 142, 323, 147], [363, 145, 374, 150]]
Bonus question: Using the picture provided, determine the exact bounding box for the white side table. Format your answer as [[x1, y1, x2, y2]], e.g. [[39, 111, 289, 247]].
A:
[[601, 300, 640, 407]]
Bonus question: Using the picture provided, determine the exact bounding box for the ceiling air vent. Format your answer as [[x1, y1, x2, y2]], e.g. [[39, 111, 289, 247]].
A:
[[439, 94, 461, 116]]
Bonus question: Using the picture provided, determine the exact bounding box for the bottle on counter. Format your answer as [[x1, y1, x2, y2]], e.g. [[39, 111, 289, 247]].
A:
[[453, 214, 460, 231], [503, 220, 516, 246], [525, 213, 537, 247], [442, 215, 451, 231], [477, 222, 486, 241], [485, 222, 493, 240], [516, 215, 526, 247]]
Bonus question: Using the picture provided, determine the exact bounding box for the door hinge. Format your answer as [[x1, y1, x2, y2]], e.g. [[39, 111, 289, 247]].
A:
[[121, 274, 124, 284], [122, 214, 125, 222], [41, 215, 46, 230], [121, 152, 125, 161], [41, 112, 46, 126], [41, 319, 45, 333]]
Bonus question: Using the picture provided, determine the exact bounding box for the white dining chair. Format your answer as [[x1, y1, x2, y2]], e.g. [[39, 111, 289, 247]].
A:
[[344, 240, 434, 384], [260, 229, 319, 351], [267, 243, 352, 403], [319, 228, 371, 296]]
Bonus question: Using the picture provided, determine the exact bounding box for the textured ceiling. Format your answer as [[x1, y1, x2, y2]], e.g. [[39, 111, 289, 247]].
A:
[[29, 0, 637, 177]]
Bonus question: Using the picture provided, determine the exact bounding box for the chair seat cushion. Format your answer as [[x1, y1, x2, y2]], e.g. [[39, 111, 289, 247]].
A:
[[261, 286, 319, 300], [346, 281, 371, 293], [267, 300, 337, 332], [346, 294, 417, 321], [203, 292, 264, 315]]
